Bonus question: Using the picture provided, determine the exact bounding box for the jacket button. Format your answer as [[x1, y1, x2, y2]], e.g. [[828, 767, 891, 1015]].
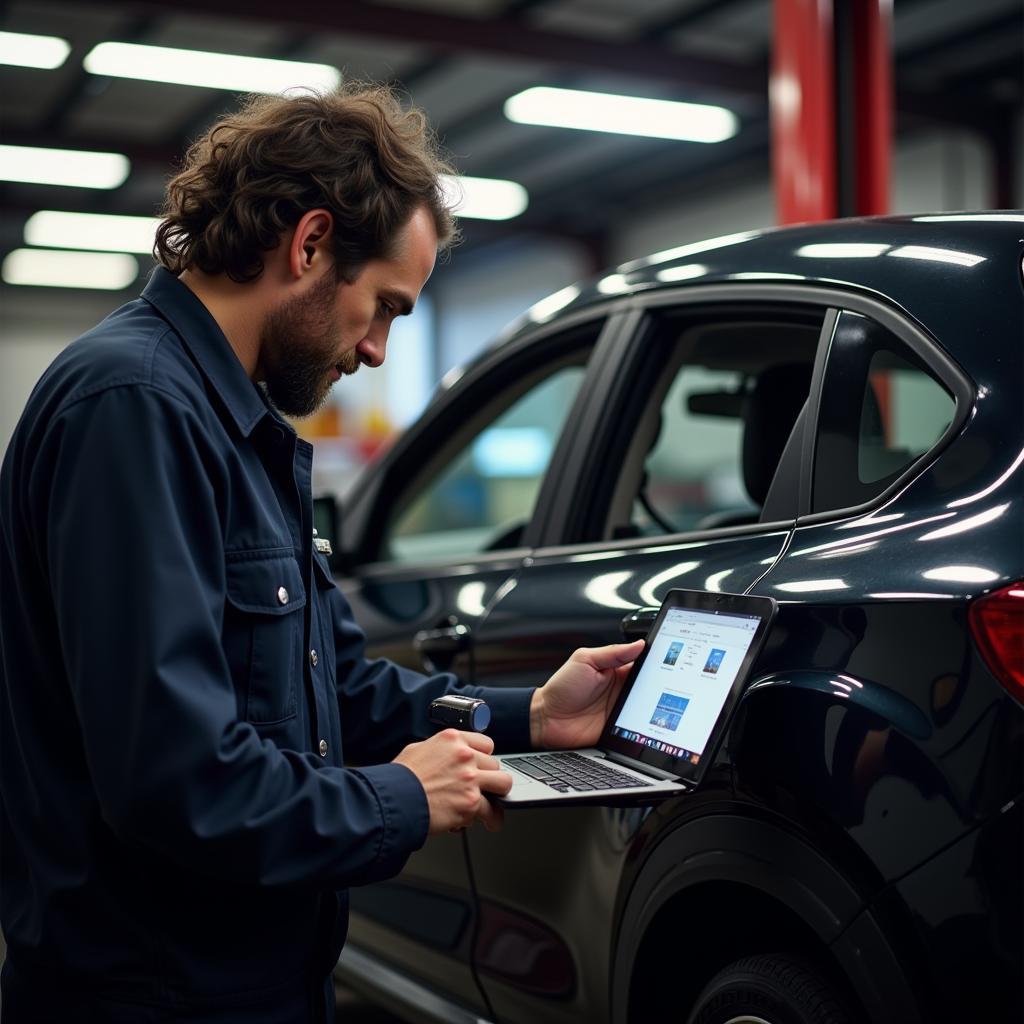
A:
[[277, 587, 289, 605], [318, 739, 328, 757], [310, 649, 318, 668]]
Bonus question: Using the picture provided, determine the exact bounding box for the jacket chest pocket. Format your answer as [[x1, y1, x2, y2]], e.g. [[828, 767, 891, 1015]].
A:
[[224, 553, 307, 724]]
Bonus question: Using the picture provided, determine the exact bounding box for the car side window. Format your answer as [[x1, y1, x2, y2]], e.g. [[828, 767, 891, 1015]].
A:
[[630, 365, 756, 534], [813, 311, 956, 512], [381, 351, 591, 564], [605, 310, 822, 539]]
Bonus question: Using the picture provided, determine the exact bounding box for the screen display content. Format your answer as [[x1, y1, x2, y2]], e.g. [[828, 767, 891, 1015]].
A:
[[610, 607, 761, 765]]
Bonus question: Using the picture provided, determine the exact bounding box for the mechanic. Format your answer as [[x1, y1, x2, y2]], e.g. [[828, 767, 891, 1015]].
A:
[[0, 85, 644, 1023]]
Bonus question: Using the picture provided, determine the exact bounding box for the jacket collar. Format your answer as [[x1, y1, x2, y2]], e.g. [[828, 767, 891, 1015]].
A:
[[142, 267, 271, 438]]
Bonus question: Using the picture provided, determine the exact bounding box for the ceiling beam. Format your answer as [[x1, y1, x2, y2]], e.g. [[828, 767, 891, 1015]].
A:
[[106, 0, 765, 96], [637, 0, 754, 41], [39, 12, 160, 135], [98, 0, 1002, 139], [895, 10, 1023, 69]]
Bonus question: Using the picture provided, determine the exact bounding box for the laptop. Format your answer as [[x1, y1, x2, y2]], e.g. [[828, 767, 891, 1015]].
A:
[[497, 588, 777, 807]]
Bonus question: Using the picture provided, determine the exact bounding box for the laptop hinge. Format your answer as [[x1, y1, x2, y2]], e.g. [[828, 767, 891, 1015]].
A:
[[602, 750, 681, 781]]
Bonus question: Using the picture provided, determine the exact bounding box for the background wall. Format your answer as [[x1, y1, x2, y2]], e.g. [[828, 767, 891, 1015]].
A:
[[0, 289, 122, 447]]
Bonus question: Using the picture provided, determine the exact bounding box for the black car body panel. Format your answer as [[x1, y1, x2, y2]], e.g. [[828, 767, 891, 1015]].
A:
[[334, 215, 1024, 1024]]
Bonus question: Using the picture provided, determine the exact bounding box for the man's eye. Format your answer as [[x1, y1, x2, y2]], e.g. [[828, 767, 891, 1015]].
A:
[[379, 300, 394, 317]]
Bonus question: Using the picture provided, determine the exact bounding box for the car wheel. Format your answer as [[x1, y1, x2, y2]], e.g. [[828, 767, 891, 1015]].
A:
[[687, 954, 854, 1024]]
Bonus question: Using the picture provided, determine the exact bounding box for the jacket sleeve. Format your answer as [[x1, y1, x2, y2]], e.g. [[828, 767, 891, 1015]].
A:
[[324, 587, 535, 764], [35, 383, 426, 889]]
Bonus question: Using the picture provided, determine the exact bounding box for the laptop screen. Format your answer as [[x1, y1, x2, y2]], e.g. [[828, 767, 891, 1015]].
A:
[[602, 591, 774, 783]]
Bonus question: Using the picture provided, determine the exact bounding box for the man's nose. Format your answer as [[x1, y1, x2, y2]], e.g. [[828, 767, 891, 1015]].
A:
[[357, 327, 388, 368]]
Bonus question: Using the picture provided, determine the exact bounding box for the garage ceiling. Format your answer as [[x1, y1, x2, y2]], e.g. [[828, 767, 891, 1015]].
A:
[[1, 0, 1021, 279]]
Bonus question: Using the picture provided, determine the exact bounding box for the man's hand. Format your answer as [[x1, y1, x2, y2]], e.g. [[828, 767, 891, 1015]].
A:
[[530, 640, 645, 749], [393, 729, 512, 834]]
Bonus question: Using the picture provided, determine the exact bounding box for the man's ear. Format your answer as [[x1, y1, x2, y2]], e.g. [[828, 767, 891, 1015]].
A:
[[288, 209, 334, 281]]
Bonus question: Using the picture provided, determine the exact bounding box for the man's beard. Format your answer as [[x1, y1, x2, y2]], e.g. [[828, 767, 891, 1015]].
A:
[[258, 272, 359, 418]]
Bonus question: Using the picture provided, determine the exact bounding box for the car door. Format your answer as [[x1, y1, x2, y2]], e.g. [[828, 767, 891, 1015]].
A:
[[462, 285, 839, 1024], [737, 300, 990, 879], [334, 307, 631, 1012]]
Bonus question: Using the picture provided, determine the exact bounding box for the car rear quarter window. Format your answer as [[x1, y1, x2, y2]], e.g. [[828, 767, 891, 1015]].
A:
[[813, 311, 956, 513]]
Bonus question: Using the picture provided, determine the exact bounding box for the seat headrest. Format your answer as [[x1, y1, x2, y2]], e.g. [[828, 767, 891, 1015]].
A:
[[742, 363, 813, 505]]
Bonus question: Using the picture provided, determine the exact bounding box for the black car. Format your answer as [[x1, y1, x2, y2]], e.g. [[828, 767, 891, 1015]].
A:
[[322, 213, 1023, 1024]]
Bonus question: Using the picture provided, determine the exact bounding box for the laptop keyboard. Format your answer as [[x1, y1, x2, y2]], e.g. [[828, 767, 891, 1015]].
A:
[[504, 752, 652, 793]]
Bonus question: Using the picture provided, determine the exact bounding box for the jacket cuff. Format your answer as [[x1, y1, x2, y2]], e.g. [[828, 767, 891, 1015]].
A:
[[476, 687, 536, 753], [350, 762, 429, 882]]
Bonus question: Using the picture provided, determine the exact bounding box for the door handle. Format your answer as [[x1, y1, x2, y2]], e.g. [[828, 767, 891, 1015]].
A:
[[414, 623, 471, 673], [619, 608, 658, 642]]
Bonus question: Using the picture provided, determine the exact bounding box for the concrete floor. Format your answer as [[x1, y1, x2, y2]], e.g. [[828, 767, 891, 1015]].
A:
[[0, 934, 402, 1022]]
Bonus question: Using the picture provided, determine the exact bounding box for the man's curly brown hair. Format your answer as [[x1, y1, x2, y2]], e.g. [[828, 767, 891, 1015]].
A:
[[154, 84, 459, 284]]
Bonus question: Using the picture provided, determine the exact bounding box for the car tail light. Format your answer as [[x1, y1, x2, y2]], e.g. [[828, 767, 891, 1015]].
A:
[[969, 582, 1024, 702]]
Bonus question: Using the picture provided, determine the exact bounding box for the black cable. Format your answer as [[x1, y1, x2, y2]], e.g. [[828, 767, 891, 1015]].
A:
[[460, 829, 499, 1023], [638, 485, 678, 535]]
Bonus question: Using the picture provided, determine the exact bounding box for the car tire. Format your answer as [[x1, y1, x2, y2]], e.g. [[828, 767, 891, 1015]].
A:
[[687, 953, 855, 1024]]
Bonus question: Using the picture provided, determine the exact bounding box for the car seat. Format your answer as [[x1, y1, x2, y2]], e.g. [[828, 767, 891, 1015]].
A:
[[696, 363, 813, 529]]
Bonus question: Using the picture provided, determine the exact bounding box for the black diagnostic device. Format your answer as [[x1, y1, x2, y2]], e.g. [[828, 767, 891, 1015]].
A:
[[429, 695, 491, 732]]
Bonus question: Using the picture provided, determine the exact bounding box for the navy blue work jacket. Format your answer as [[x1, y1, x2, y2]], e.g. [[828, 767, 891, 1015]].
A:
[[0, 268, 534, 1021]]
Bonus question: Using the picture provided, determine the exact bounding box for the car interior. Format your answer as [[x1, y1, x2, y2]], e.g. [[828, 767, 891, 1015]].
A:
[[605, 313, 823, 540]]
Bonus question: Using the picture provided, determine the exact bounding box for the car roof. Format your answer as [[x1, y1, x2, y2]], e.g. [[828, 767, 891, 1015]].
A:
[[495, 212, 1024, 375]]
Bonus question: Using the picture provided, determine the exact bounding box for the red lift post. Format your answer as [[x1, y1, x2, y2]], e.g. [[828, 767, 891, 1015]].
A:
[[771, 0, 893, 223]]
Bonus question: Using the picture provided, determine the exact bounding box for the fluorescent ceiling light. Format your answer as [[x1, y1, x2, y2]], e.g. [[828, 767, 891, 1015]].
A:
[[83, 41, 340, 95], [25, 211, 160, 253], [2, 248, 139, 290], [440, 174, 528, 220], [0, 30, 70, 69], [796, 243, 890, 258], [0, 144, 129, 189], [505, 87, 737, 143]]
